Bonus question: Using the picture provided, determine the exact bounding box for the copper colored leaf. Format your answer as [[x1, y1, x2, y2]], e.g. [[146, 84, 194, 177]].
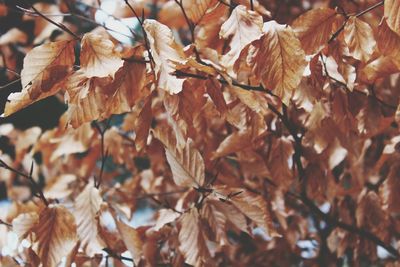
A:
[[178, 208, 210, 266], [377, 18, 400, 58], [80, 33, 123, 78], [242, 21, 306, 103], [182, 0, 219, 24], [344, 17, 376, 61], [74, 183, 105, 256], [165, 138, 205, 188], [32, 205, 78, 267], [4, 40, 75, 116], [116, 219, 143, 265], [143, 19, 186, 94], [292, 8, 340, 54], [384, 0, 400, 35], [215, 186, 279, 237]]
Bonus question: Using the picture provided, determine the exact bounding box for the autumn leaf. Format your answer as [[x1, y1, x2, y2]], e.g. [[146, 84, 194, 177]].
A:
[[32, 205, 78, 267], [292, 8, 341, 54], [377, 18, 400, 58], [178, 208, 211, 266], [384, 0, 400, 36], [80, 33, 124, 78], [344, 16, 376, 62], [115, 219, 143, 265], [220, 5, 263, 73], [182, 0, 219, 24], [237, 21, 306, 103], [143, 19, 186, 94], [74, 183, 105, 256], [11, 212, 39, 240], [3, 40, 75, 116], [165, 138, 205, 188], [215, 186, 279, 237]]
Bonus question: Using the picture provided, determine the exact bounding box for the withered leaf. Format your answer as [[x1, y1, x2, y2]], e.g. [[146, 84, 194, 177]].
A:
[[4, 40, 75, 116], [344, 16, 376, 62], [32, 205, 78, 267], [292, 8, 341, 54], [80, 33, 124, 78]]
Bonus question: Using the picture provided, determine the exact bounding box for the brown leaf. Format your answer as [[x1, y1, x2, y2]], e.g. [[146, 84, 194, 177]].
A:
[[80, 33, 123, 78], [384, 0, 400, 36], [165, 138, 205, 188], [344, 16, 376, 62], [215, 186, 279, 237], [116, 219, 143, 265], [32, 205, 78, 267], [238, 21, 306, 104], [182, 0, 220, 24], [74, 183, 105, 256], [143, 19, 186, 94], [4, 40, 75, 116], [178, 208, 210, 266], [377, 18, 400, 58], [292, 8, 341, 54]]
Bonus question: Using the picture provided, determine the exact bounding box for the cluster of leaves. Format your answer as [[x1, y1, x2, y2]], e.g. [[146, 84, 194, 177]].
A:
[[1, 0, 400, 266]]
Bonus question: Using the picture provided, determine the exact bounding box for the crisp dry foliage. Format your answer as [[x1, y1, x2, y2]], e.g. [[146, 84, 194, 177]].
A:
[[1, 0, 400, 266]]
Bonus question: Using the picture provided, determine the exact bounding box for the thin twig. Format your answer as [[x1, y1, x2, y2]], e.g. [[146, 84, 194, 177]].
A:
[[0, 160, 49, 206], [27, 3, 80, 40], [93, 120, 111, 188], [328, 1, 384, 43], [123, 0, 156, 75]]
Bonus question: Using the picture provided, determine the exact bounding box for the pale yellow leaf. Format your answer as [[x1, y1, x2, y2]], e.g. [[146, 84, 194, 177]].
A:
[[116, 219, 143, 265], [344, 16, 376, 61], [4, 40, 75, 116], [292, 8, 341, 54], [220, 5, 263, 73], [12, 212, 39, 240], [143, 19, 186, 94], [74, 183, 105, 256], [80, 33, 123, 78], [32, 205, 78, 267], [384, 0, 400, 35]]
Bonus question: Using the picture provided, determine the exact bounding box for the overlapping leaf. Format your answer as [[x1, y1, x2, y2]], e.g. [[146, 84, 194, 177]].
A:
[[74, 183, 105, 256], [32, 205, 78, 267], [384, 0, 400, 36], [143, 19, 186, 94], [292, 8, 341, 54], [4, 40, 75, 116], [344, 16, 376, 61]]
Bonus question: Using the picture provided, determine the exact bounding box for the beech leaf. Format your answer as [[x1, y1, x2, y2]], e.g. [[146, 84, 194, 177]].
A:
[[4, 40, 75, 116], [32, 205, 78, 267]]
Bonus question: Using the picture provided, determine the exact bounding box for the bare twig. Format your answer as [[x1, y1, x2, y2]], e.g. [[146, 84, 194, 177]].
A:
[[27, 4, 81, 40], [328, 1, 384, 43], [93, 120, 111, 188], [123, 0, 156, 75], [0, 160, 48, 206]]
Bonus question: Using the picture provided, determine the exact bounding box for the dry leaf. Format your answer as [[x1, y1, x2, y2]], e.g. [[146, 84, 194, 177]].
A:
[[165, 138, 205, 188], [292, 8, 341, 54], [344, 16, 376, 62], [80, 33, 123, 78], [384, 0, 400, 36], [32, 205, 78, 267], [143, 19, 186, 94], [74, 183, 105, 256], [4, 40, 75, 116]]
